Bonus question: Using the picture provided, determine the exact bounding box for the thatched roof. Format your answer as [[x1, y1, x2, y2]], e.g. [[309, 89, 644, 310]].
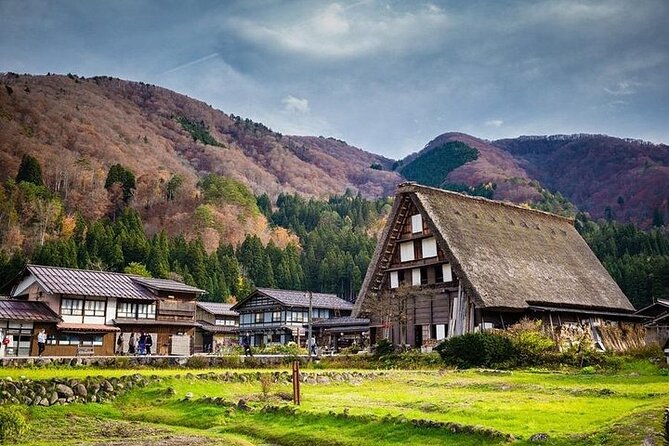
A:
[[354, 183, 634, 315]]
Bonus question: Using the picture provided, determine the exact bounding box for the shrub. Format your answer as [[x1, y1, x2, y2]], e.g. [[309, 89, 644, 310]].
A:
[[506, 319, 557, 365], [185, 355, 209, 369], [259, 374, 273, 399], [373, 339, 395, 357], [435, 332, 515, 368], [0, 406, 27, 443]]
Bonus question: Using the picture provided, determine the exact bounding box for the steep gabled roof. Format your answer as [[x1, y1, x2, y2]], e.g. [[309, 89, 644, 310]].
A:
[[232, 288, 354, 311], [13, 265, 202, 301], [354, 183, 634, 314], [196, 301, 238, 317]]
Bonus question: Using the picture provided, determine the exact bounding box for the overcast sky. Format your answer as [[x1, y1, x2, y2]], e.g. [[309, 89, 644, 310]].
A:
[[1, 0, 667, 158]]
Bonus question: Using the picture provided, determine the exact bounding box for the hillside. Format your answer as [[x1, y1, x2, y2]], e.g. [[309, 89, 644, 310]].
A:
[[494, 134, 669, 227], [0, 73, 400, 251], [397, 132, 669, 227]]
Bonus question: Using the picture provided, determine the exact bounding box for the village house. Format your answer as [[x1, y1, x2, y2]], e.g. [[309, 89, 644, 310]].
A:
[[9, 265, 205, 356], [636, 299, 669, 351], [0, 298, 60, 357], [194, 301, 239, 353], [353, 183, 644, 351], [232, 288, 353, 347]]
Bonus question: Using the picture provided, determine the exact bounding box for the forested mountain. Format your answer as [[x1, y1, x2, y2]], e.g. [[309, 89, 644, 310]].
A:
[[0, 72, 667, 308]]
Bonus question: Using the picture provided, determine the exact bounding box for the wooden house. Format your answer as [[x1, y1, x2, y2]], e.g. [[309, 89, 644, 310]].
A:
[[232, 288, 353, 347], [0, 299, 60, 357], [636, 299, 669, 350], [353, 183, 643, 351], [194, 302, 239, 353], [10, 265, 204, 356]]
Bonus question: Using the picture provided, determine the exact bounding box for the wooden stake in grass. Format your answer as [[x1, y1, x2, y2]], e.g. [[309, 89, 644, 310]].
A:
[[292, 361, 301, 405]]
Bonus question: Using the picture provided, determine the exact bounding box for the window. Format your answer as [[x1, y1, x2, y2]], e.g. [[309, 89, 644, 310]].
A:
[[50, 334, 103, 346], [412, 268, 421, 286], [398, 270, 406, 286], [117, 302, 155, 319], [389, 271, 399, 289], [117, 302, 136, 318], [422, 237, 437, 258], [85, 300, 105, 316], [61, 298, 83, 316], [443, 263, 453, 282], [240, 314, 252, 325], [254, 312, 264, 323], [272, 311, 282, 322], [137, 303, 155, 319], [411, 214, 423, 233], [400, 241, 415, 262], [420, 267, 429, 285], [434, 265, 444, 283], [215, 317, 237, 326]]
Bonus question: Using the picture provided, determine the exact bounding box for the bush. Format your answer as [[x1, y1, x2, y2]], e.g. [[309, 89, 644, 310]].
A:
[[373, 339, 395, 357], [506, 319, 557, 365], [0, 406, 27, 443], [435, 332, 515, 368]]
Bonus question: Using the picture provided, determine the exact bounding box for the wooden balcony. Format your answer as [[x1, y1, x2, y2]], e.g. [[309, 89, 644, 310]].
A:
[[157, 300, 195, 320]]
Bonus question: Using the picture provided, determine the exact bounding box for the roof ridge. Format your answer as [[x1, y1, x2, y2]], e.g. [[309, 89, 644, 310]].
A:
[[397, 182, 575, 223], [28, 263, 138, 277]]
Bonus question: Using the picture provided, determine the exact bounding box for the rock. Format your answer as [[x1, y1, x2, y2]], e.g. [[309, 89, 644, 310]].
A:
[[39, 398, 50, 406], [101, 380, 114, 392], [49, 391, 58, 405], [237, 399, 250, 411], [184, 392, 193, 400], [316, 376, 331, 385], [530, 433, 549, 442], [73, 383, 87, 397], [55, 384, 74, 398]]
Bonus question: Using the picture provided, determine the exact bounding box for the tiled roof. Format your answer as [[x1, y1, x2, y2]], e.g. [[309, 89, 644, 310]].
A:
[[0, 299, 60, 322], [236, 288, 354, 310], [196, 302, 238, 316], [23, 265, 155, 300], [57, 323, 120, 332], [18, 265, 203, 301], [310, 316, 370, 328], [197, 320, 238, 333], [132, 277, 206, 295]]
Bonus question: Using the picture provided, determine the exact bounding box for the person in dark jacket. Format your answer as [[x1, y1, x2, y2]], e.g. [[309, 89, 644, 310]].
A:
[[145, 333, 153, 355], [128, 333, 136, 355]]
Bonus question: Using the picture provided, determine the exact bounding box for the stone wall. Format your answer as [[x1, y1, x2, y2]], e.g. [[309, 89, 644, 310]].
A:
[[0, 374, 159, 407]]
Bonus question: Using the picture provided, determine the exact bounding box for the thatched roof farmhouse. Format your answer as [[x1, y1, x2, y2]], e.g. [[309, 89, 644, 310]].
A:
[[353, 183, 642, 350]]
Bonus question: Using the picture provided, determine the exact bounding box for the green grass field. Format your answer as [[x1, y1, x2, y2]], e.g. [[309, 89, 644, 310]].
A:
[[8, 363, 669, 446]]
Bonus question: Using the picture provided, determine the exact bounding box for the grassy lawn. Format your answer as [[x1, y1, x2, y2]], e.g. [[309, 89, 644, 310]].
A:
[[10, 364, 669, 445]]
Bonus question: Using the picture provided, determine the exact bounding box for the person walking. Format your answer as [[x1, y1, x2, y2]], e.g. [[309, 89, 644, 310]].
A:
[[116, 333, 124, 355], [128, 333, 136, 355], [37, 329, 47, 357], [145, 333, 153, 355], [242, 335, 253, 357], [308, 335, 317, 357]]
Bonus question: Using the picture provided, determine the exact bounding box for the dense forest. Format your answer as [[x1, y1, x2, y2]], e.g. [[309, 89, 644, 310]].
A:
[[0, 155, 389, 302], [0, 154, 666, 309]]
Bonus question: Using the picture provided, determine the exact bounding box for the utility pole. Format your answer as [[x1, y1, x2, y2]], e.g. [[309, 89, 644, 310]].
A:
[[307, 291, 313, 358]]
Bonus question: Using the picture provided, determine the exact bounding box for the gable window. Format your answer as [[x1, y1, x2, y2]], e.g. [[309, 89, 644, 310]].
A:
[[411, 214, 423, 234], [434, 265, 444, 283], [443, 263, 453, 282], [422, 237, 437, 258], [61, 298, 83, 316], [412, 268, 421, 286], [400, 241, 415, 262], [389, 271, 399, 289]]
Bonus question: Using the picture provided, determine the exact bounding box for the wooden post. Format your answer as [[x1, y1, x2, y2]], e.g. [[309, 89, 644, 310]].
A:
[[292, 360, 301, 405]]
